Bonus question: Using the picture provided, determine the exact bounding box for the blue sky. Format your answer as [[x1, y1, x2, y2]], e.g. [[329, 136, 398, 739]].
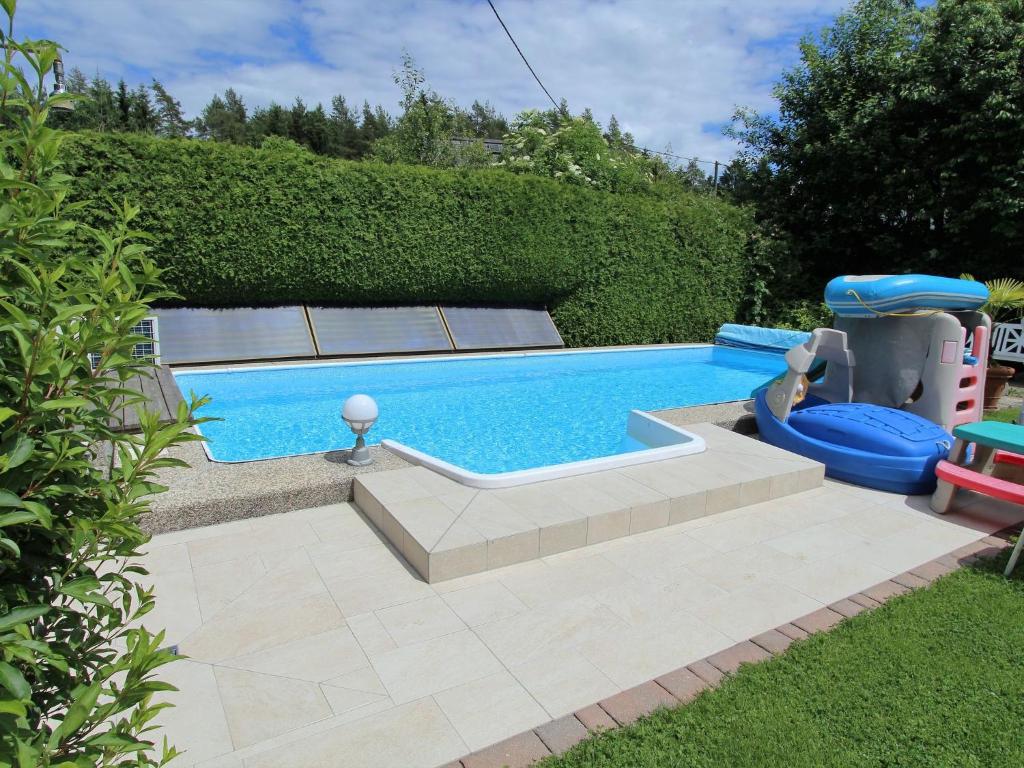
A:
[[20, 1, 849, 163]]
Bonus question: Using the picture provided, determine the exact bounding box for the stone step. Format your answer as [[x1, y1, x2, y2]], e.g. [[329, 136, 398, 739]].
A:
[[353, 423, 824, 583]]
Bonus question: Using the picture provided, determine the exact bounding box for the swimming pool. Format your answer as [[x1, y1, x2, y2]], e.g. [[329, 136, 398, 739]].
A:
[[175, 345, 785, 469]]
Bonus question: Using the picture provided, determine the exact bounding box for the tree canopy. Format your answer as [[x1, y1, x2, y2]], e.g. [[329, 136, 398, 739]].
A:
[[731, 0, 1024, 284]]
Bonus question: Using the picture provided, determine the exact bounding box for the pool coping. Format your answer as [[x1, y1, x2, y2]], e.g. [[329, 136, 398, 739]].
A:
[[354, 423, 825, 583]]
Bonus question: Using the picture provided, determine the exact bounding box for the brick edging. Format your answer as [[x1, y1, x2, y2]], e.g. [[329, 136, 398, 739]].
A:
[[440, 528, 1018, 768]]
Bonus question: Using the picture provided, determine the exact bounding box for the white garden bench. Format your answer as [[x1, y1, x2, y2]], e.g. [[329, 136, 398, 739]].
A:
[[992, 319, 1024, 363]]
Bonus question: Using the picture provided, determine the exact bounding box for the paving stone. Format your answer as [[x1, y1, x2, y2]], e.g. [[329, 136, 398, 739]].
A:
[[750, 629, 795, 655], [599, 681, 678, 726], [706, 641, 772, 675], [461, 730, 551, 768], [828, 598, 868, 619], [982, 535, 1012, 548], [686, 659, 725, 686], [791, 607, 844, 635], [910, 560, 956, 582], [654, 667, 709, 703], [933, 553, 961, 569], [848, 593, 882, 610], [534, 715, 590, 755], [574, 704, 617, 733], [861, 580, 909, 604], [964, 545, 1009, 563], [775, 623, 809, 641], [892, 572, 930, 589], [949, 540, 994, 562]]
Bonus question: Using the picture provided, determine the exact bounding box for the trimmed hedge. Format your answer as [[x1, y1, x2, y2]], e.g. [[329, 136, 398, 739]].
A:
[[60, 132, 754, 346]]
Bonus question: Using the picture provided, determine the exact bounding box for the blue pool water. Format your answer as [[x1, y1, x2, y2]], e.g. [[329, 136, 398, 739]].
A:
[[175, 346, 785, 470]]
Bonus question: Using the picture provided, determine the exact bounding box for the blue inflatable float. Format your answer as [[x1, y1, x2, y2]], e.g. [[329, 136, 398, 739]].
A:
[[825, 274, 988, 317]]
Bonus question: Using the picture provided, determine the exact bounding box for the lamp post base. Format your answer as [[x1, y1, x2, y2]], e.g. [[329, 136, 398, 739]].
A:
[[346, 436, 373, 467]]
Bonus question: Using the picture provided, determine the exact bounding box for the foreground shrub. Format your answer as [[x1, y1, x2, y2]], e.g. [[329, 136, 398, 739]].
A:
[[0, 7, 204, 765], [59, 133, 754, 345]]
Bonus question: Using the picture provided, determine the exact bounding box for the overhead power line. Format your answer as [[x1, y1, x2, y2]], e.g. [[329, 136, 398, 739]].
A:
[[486, 0, 561, 112], [485, 0, 725, 171]]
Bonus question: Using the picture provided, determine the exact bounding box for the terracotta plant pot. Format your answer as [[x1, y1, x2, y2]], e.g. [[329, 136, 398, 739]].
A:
[[984, 364, 1016, 410]]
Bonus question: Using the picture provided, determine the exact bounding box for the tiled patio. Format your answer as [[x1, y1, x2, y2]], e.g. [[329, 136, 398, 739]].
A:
[[140, 478, 1024, 768]]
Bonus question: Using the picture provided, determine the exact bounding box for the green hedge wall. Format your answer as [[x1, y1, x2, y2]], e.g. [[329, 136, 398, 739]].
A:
[[59, 132, 754, 346]]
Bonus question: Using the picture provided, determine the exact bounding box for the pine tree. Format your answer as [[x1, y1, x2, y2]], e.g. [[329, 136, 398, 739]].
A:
[[357, 100, 390, 156], [605, 114, 623, 147], [303, 103, 331, 154], [249, 102, 289, 145], [152, 80, 189, 137], [89, 74, 116, 131], [198, 89, 248, 143], [128, 84, 157, 133], [468, 100, 507, 138], [115, 79, 131, 130], [327, 95, 360, 158], [289, 96, 308, 145]]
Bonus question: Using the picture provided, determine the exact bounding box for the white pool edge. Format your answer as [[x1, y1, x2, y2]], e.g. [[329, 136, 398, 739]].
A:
[[381, 410, 707, 489]]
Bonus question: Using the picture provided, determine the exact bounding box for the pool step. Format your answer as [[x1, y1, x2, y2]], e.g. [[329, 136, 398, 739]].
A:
[[352, 423, 824, 583]]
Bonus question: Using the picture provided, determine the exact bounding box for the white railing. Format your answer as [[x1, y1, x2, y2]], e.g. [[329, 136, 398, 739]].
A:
[[992, 319, 1024, 363]]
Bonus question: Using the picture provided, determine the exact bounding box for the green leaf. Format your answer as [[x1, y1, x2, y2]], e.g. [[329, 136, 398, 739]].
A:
[[0, 1, 17, 23], [0, 698, 26, 717], [54, 681, 101, 739], [0, 407, 16, 423], [58, 578, 112, 607], [0, 490, 21, 507], [2, 435, 33, 470], [0, 511, 38, 528], [19, 501, 51, 529], [0, 662, 30, 700], [38, 397, 92, 411], [0, 606, 48, 632]]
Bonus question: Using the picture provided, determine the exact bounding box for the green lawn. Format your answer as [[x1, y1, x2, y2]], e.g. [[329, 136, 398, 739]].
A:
[[544, 556, 1024, 768], [985, 406, 1021, 424]]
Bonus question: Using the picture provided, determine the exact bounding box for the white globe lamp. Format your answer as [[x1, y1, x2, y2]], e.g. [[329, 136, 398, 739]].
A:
[[342, 394, 378, 466]]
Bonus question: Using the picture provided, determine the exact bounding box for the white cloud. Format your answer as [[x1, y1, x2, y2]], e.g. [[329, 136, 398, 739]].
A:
[[21, 0, 847, 163]]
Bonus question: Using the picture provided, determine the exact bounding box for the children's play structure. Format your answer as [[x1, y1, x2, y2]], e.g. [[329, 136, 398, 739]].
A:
[[931, 420, 1024, 576], [755, 274, 992, 494]]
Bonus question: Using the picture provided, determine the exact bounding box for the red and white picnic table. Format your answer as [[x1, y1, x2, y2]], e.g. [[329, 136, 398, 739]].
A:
[[930, 420, 1024, 576]]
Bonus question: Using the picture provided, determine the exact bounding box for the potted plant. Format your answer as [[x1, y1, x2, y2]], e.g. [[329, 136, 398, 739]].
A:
[[962, 275, 1024, 409]]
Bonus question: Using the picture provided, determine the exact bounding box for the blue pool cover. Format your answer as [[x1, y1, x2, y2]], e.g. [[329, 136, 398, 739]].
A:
[[714, 324, 811, 354], [175, 346, 785, 470]]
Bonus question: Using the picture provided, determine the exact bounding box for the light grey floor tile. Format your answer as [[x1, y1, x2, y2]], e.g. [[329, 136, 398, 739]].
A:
[[510, 648, 619, 719], [370, 629, 503, 704], [441, 580, 528, 627], [375, 596, 466, 646], [433, 670, 549, 751], [214, 666, 332, 749], [155, 660, 233, 767], [690, 581, 823, 642], [243, 698, 467, 768], [217, 627, 368, 682]]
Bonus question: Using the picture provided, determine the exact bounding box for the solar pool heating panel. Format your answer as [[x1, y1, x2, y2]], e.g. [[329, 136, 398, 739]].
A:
[[153, 307, 315, 364], [308, 306, 453, 356], [441, 307, 564, 350]]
